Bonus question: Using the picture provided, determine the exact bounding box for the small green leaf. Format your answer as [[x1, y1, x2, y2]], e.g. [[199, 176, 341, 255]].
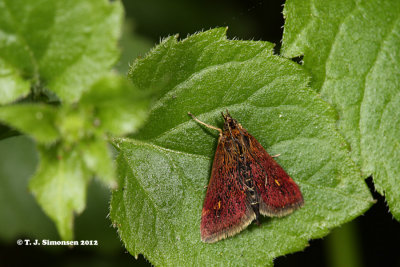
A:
[[0, 0, 123, 103], [0, 104, 59, 143], [56, 108, 88, 145], [29, 143, 91, 240], [0, 59, 30, 104], [0, 136, 59, 241], [80, 74, 150, 136], [282, 0, 400, 220], [110, 28, 373, 265], [80, 139, 115, 187]]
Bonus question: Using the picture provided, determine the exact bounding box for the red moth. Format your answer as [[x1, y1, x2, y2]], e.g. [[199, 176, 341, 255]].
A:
[[188, 111, 304, 243]]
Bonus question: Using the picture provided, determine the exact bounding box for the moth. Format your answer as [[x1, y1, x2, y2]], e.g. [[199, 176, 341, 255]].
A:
[[188, 111, 304, 243]]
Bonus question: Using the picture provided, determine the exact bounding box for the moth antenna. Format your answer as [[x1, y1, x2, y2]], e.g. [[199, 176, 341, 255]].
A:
[[188, 112, 223, 135]]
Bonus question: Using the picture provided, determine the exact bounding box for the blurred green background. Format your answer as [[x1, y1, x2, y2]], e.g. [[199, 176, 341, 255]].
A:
[[1, 1, 399, 266]]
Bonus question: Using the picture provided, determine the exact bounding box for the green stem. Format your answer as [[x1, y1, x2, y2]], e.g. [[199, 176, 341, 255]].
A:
[[326, 220, 362, 267]]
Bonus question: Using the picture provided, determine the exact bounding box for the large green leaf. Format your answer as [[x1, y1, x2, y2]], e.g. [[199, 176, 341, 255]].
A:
[[0, 0, 123, 103], [282, 0, 400, 220], [110, 28, 373, 266]]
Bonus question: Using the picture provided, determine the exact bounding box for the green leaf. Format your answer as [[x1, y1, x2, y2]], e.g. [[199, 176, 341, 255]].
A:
[[110, 28, 373, 265], [29, 143, 91, 240], [0, 136, 123, 249], [80, 74, 150, 136], [0, 136, 59, 241], [80, 139, 115, 187], [56, 107, 88, 145], [282, 0, 400, 219], [0, 59, 30, 104], [0, 104, 59, 143], [0, 0, 123, 103]]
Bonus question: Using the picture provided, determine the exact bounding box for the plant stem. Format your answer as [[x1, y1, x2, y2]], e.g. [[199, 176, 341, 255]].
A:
[[326, 220, 362, 267]]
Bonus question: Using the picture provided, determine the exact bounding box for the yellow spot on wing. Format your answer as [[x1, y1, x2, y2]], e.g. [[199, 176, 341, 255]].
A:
[[275, 179, 281, 186], [213, 201, 222, 210]]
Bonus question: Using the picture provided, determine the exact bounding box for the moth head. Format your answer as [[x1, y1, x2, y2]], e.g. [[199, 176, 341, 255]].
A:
[[221, 110, 239, 131]]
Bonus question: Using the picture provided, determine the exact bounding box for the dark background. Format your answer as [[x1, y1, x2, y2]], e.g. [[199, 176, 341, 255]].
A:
[[1, 0, 399, 266]]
